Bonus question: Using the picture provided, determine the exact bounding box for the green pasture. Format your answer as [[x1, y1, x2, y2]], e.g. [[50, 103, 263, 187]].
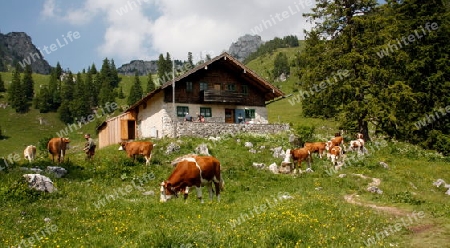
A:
[[0, 132, 449, 247]]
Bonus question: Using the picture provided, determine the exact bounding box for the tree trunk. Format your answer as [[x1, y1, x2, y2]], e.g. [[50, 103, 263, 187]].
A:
[[358, 119, 370, 142]]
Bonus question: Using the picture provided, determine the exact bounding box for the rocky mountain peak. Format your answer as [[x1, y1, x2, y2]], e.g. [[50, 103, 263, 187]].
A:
[[0, 32, 52, 74], [228, 34, 264, 62]]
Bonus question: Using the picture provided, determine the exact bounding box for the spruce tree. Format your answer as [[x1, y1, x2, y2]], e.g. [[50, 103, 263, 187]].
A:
[[22, 64, 34, 101], [36, 86, 52, 113], [8, 65, 22, 110], [157, 53, 167, 81], [272, 52, 290, 80], [110, 59, 121, 88], [90, 63, 98, 74], [8, 64, 29, 112], [55, 62, 63, 80], [146, 73, 155, 93], [71, 72, 91, 120], [48, 69, 61, 111], [127, 71, 143, 105], [118, 85, 125, 99], [187, 52, 194, 69], [98, 80, 115, 106]]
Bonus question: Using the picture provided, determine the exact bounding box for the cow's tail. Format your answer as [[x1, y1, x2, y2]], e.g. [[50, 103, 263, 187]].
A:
[[219, 174, 225, 191]]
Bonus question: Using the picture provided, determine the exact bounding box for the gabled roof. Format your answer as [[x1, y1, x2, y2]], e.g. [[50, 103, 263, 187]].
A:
[[126, 52, 284, 111]]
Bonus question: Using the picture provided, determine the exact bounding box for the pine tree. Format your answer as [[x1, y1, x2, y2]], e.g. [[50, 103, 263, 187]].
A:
[[0, 74, 5, 92], [157, 54, 167, 81], [48, 69, 61, 111], [110, 59, 121, 88], [71, 72, 91, 121], [90, 63, 98, 74], [56, 71, 76, 122], [58, 100, 72, 123], [187, 52, 194, 69], [55, 62, 63, 80], [8, 65, 22, 110], [127, 71, 143, 105], [8, 64, 29, 112], [36, 86, 52, 113], [22, 64, 34, 101], [298, 0, 378, 140], [118, 85, 125, 99], [146, 73, 156, 93], [272, 52, 290, 79], [98, 80, 115, 106]]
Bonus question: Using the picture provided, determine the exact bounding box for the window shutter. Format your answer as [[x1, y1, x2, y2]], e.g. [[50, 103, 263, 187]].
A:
[[120, 120, 129, 140]]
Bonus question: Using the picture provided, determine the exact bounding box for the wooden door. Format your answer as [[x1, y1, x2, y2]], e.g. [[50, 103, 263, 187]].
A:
[[225, 109, 234, 123]]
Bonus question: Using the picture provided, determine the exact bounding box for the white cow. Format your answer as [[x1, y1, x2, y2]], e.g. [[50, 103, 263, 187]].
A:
[[24, 145, 37, 163]]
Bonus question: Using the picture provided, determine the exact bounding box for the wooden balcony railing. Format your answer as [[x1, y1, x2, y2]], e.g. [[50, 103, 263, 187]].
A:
[[202, 90, 245, 103]]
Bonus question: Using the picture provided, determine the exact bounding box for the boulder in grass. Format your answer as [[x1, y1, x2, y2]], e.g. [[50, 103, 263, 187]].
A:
[[268, 163, 279, 174], [195, 143, 210, 156], [23, 174, 56, 193], [46, 166, 67, 178], [433, 179, 450, 196]]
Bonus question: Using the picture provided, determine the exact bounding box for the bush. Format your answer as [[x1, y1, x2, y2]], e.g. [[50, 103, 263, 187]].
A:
[[291, 124, 315, 144]]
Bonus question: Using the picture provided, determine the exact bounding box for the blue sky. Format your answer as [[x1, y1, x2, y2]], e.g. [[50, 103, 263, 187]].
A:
[[1, 0, 384, 73]]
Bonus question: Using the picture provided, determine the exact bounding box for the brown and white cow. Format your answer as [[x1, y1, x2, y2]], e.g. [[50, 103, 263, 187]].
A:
[[47, 138, 70, 163], [287, 148, 312, 173], [24, 145, 37, 163], [329, 146, 342, 166], [330, 136, 344, 148], [118, 141, 154, 165], [348, 139, 365, 154], [303, 142, 326, 159], [160, 155, 223, 203]]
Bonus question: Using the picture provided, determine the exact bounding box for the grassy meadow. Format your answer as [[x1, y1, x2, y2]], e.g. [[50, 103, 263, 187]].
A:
[[1, 130, 449, 247]]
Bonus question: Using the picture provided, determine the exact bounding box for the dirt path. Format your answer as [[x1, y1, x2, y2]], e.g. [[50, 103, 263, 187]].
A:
[[343, 174, 448, 247], [344, 173, 408, 216]]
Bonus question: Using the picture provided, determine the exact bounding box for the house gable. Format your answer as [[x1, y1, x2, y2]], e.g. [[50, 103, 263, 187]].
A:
[[163, 61, 266, 106]]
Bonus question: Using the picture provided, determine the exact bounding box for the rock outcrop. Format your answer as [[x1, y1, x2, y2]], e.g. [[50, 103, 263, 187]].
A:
[[117, 60, 158, 76], [0, 32, 52, 74], [228, 34, 264, 62]]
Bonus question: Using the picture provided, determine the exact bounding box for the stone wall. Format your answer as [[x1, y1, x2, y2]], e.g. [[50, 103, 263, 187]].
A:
[[175, 122, 290, 137]]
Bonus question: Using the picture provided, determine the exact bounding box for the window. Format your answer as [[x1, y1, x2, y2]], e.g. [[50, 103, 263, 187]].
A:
[[245, 109, 255, 119], [200, 107, 212, 117], [177, 106, 189, 117], [200, 82, 208, 91], [227, 84, 236, 91], [186, 82, 193, 92], [242, 85, 248, 95]]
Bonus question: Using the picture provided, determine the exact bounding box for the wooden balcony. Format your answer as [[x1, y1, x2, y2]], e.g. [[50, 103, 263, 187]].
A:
[[201, 90, 245, 103]]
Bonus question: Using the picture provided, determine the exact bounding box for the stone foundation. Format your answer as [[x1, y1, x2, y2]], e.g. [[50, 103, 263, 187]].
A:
[[175, 122, 290, 137]]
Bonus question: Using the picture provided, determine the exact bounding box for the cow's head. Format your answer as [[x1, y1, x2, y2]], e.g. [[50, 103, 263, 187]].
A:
[[325, 141, 332, 151], [160, 181, 179, 203], [62, 138, 70, 149], [118, 142, 128, 151]]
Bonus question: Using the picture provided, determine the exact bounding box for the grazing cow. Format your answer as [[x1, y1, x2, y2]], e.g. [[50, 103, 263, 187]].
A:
[[118, 141, 155, 165], [330, 136, 344, 147], [160, 155, 223, 203], [348, 139, 365, 153], [47, 138, 70, 163], [329, 146, 342, 166], [303, 142, 326, 159], [24, 145, 37, 163], [288, 148, 312, 173]]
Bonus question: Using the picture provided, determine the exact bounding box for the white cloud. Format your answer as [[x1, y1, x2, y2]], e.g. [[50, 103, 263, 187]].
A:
[[40, 0, 313, 64], [41, 0, 57, 19]]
